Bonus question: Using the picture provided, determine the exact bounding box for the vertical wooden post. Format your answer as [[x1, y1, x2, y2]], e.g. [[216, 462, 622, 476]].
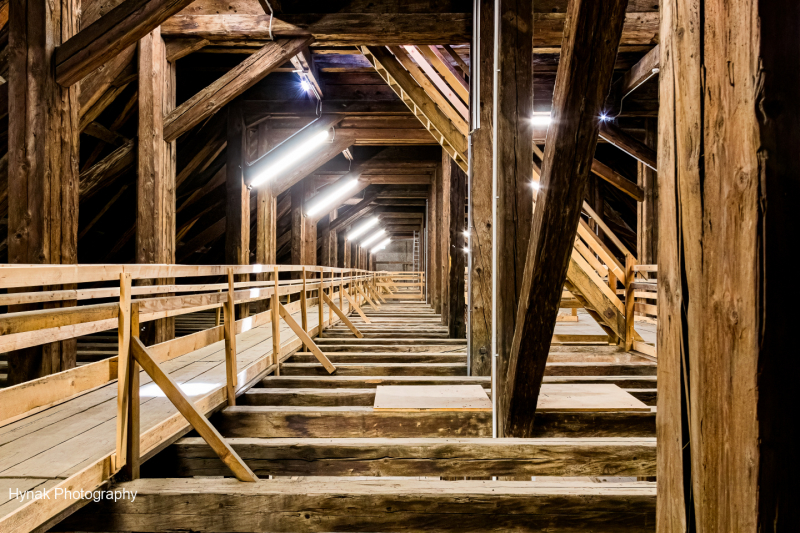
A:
[[623, 254, 636, 351], [7, 0, 80, 384], [301, 267, 308, 331], [328, 271, 334, 324], [214, 289, 222, 326], [637, 118, 658, 268], [340, 271, 345, 311], [226, 102, 250, 319], [493, 0, 534, 436], [116, 273, 132, 474], [122, 302, 141, 480], [255, 123, 277, 313], [318, 268, 325, 331], [657, 0, 800, 528], [499, 0, 627, 437], [137, 27, 176, 344], [470, 0, 493, 373], [447, 154, 467, 338], [271, 267, 281, 374], [438, 149, 452, 326], [223, 268, 238, 406]]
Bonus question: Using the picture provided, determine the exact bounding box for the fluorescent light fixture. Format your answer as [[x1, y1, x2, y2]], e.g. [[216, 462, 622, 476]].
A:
[[600, 113, 609, 121], [306, 178, 358, 217], [371, 237, 391, 254], [347, 216, 379, 240], [300, 78, 310, 91], [463, 229, 470, 237], [531, 113, 552, 127], [531, 181, 540, 190], [463, 246, 470, 253], [249, 129, 330, 188], [360, 229, 386, 248]]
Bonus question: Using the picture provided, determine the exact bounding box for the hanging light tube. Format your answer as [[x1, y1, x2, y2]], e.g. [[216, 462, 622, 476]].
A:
[[306, 178, 358, 217], [360, 229, 386, 248], [371, 237, 391, 254], [347, 216, 379, 241], [249, 129, 330, 188]]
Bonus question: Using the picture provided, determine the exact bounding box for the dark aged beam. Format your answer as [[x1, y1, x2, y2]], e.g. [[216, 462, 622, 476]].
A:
[[163, 38, 312, 143], [599, 120, 657, 170], [55, 0, 200, 86], [502, 0, 630, 437]]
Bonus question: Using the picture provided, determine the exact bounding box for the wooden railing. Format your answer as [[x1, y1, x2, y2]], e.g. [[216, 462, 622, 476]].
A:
[[375, 271, 425, 300], [564, 203, 658, 353], [0, 264, 376, 431]]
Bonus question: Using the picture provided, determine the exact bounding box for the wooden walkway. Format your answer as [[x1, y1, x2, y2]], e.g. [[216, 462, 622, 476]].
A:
[[0, 297, 350, 532], [58, 300, 657, 532]]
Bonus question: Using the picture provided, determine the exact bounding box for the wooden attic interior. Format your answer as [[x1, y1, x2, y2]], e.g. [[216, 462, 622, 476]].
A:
[[0, 0, 797, 531]]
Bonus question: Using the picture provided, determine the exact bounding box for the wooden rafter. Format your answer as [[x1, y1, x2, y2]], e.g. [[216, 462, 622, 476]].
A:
[[361, 46, 468, 173]]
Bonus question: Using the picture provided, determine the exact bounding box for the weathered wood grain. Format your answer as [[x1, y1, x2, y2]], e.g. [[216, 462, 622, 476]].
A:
[[502, 0, 629, 437], [59, 477, 656, 532], [157, 436, 656, 477]]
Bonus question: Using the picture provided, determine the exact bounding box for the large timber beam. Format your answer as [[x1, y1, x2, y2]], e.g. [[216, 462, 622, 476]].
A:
[[163, 38, 312, 143], [657, 0, 800, 530], [502, 0, 629, 437], [492, 0, 534, 436], [598, 120, 657, 171], [6, 0, 80, 384], [61, 477, 655, 532], [159, 13, 471, 45], [136, 28, 176, 344], [158, 436, 656, 478], [54, 0, 199, 86], [469, 0, 493, 376], [226, 103, 250, 316], [446, 153, 466, 338]]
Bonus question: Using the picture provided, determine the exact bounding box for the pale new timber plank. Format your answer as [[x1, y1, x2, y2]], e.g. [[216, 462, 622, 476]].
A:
[[537, 384, 650, 412], [373, 385, 492, 411], [60, 477, 656, 532], [0, 300, 350, 532]]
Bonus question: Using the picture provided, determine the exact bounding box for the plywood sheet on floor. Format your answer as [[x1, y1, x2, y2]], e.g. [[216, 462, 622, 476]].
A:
[[537, 384, 649, 412], [373, 385, 492, 411]]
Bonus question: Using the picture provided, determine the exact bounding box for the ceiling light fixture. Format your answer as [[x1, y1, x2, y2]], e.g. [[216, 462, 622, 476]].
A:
[[347, 217, 379, 241], [306, 178, 358, 217], [360, 229, 386, 248], [371, 238, 391, 254], [249, 129, 330, 188]]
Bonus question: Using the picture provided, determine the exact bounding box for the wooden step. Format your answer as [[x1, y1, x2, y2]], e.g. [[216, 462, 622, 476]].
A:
[[259, 375, 657, 389], [280, 362, 469, 377], [625, 388, 657, 406], [320, 332, 451, 339], [288, 352, 468, 363], [314, 344, 467, 353], [216, 407, 655, 438], [241, 388, 379, 406], [314, 338, 467, 345], [154, 437, 656, 478], [61, 478, 656, 532]]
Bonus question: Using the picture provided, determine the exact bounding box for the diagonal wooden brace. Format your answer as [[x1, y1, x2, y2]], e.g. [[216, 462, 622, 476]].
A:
[[356, 283, 379, 310], [278, 303, 336, 374], [322, 290, 364, 338], [342, 287, 371, 323], [130, 337, 257, 482]]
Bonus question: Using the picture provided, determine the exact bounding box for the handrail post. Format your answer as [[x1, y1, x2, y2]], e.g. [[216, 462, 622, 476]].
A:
[[124, 302, 141, 480], [340, 271, 344, 311], [223, 268, 238, 406], [271, 267, 281, 375], [214, 289, 222, 326], [301, 267, 308, 349], [328, 270, 334, 325], [116, 272, 133, 476], [624, 254, 636, 351], [318, 268, 324, 333]]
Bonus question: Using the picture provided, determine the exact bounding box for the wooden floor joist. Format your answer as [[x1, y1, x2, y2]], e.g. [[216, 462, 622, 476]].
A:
[[152, 437, 656, 478], [59, 478, 656, 532]]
